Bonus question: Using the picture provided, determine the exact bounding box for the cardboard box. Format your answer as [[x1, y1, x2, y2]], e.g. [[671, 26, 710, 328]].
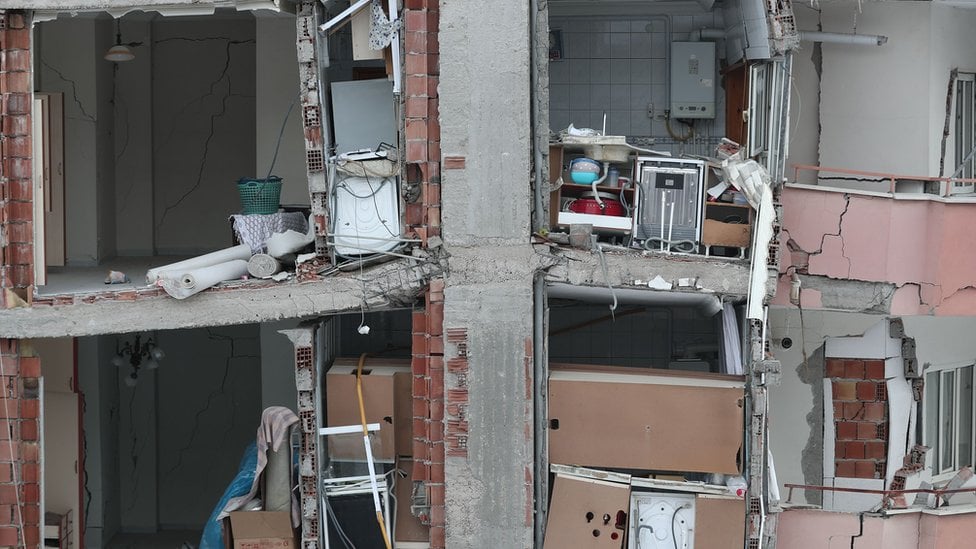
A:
[[702, 218, 751, 248], [223, 511, 296, 549], [326, 358, 412, 461]]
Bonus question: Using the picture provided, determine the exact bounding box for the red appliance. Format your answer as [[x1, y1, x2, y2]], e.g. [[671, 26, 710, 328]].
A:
[[567, 191, 626, 217]]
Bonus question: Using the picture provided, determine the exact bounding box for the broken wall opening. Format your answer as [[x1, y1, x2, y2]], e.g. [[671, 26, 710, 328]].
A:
[[542, 291, 749, 546]]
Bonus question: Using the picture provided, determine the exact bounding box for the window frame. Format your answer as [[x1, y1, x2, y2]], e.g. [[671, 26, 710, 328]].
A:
[[925, 362, 976, 476], [952, 72, 976, 193]]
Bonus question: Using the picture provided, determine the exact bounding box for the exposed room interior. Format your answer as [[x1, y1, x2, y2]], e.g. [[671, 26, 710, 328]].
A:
[[544, 0, 786, 261], [30, 5, 399, 297], [29, 308, 423, 548]]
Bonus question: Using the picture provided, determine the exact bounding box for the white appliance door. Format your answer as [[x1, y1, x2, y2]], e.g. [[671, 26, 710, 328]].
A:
[[332, 176, 401, 256]]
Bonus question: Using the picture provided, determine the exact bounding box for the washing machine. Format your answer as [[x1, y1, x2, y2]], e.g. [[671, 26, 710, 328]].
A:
[[629, 492, 696, 549]]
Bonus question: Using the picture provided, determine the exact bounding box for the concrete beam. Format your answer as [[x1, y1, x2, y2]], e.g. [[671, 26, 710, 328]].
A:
[[0, 257, 439, 338]]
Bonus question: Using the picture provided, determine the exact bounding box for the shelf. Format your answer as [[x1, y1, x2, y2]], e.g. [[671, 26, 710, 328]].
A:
[[557, 211, 634, 233]]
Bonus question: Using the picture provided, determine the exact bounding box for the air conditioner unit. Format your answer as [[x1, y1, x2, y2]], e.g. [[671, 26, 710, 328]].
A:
[[634, 157, 705, 252]]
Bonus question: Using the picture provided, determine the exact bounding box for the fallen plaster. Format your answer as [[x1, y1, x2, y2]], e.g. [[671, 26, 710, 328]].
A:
[[0, 256, 443, 338]]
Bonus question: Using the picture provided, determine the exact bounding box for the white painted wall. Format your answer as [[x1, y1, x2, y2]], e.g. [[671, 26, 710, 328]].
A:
[[927, 4, 976, 177], [151, 16, 257, 254], [784, 5, 821, 185], [816, 1, 931, 176], [36, 17, 104, 265], [114, 15, 155, 256], [255, 14, 307, 207], [259, 319, 300, 410], [154, 325, 262, 529]]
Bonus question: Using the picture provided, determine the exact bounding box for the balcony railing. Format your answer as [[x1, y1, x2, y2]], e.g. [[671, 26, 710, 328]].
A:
[[792, 164, 976, 197]]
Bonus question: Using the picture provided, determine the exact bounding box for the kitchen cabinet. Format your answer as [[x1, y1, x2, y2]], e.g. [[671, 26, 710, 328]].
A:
[[548, 143, 638, 236]]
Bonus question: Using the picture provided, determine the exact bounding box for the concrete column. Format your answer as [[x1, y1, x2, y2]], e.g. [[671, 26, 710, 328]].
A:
[[438, 0, 536, 546]]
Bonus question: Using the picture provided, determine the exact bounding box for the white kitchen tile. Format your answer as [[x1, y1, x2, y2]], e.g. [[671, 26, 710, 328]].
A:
[[631, 32, 652, 59], [651, 84, 667, 105], [630, 84, 652, 111], [631, 59, 652, 84], [590, 59, 611, 83], [570, 59, 590, 83], [566, 32, 593, 60], [549, 110, 571, 133], [549, 61, 570, 84], [609, 110, 632, 136], [570, 109, 594, 129], [671, 32, 690, 42], [650, 33, 667, 59], [610, 33, 631, 58], [570, 84, 591, 110], [651, 59, 667, 84], [631, 112, 652, 136], [648, 19, 666, 33], [590, 84, 612, 110], [610, 58, 631, 84], [591, 32, 611, 59], [589, 110, 609, 132], [550, 84, 571, 110], [610, 20, 630, 33], [610, 84, 631, 107]]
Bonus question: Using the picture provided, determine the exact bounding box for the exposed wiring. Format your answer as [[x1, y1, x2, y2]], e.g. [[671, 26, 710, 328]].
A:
[[265, 93, 301, 181], [0, 353, 25, 548]]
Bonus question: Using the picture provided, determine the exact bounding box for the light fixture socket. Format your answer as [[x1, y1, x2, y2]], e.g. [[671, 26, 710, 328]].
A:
[[104, 44, 135, 62]]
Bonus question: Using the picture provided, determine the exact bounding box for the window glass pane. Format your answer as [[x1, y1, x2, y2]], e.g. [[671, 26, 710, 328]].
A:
[[942, 372, 956, 472], [926, 371, 940, 471], [960, 366, 974, 468]]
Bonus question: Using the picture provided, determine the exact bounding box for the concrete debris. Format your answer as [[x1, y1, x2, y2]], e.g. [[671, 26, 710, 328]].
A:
[[104, 270, 131, 284]]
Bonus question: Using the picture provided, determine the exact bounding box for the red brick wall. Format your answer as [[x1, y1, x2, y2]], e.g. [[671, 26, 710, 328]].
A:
[[411, 279, 445, 548], [0, 339, 41, 549], [827, 358, 888, 479], [403, 0, 440, 248], [0, 10, 33, 309]]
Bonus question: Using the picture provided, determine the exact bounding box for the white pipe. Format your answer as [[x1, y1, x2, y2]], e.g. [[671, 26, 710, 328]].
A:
[[659, 198, 666, 251], [799, 31, 887, 46], [589, 161, 611, 209], [667, 202, 675, 255], [548, 283, 724, 316]]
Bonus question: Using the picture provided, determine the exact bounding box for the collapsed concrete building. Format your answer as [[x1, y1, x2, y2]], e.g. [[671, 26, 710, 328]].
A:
[[0, 0, 973, 548]]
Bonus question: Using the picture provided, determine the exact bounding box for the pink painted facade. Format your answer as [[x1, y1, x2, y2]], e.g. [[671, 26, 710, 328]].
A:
[[774, 186, 976, 315], [777, 508, 974, 549]]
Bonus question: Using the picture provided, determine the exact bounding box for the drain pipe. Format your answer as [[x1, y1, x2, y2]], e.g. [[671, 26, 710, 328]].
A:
[[529, 0, 546, 233], [689, 27, 887, 47], [800, 31, 887, 46]]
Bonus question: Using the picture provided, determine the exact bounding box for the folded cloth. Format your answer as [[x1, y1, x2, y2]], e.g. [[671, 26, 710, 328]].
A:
[[218, 407, 301, 527]]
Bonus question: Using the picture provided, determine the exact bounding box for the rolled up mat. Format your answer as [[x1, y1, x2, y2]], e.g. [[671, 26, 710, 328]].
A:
[[146, 244, 252, 284], [247, 254, 281, 278], [158, 259, 249, 300]]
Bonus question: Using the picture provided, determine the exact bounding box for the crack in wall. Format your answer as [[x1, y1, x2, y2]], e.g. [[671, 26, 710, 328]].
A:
[[161, 328, 259, 485], [41, 58, 96, 122], [123, 387, 151, 515], [155, 38, 255, 229]]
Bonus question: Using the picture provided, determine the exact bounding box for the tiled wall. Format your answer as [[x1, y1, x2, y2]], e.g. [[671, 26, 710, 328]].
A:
[[549, 14, 725, 143], [548, 304, 719, 370]]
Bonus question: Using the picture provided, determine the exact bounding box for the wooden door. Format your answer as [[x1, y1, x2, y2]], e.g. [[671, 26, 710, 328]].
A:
[[723, 64, 749, 146]]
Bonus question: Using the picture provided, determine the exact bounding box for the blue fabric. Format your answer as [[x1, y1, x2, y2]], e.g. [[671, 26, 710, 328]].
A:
[[200, 442, 258, 549]]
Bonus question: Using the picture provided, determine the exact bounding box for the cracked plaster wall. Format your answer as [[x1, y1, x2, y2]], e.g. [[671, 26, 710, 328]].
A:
[[766, 307, 882, 505], [36, 16, 117, 265], [775, 186, 976, 315], [152, 16, 256, 254], [154, 325, 261, 529]]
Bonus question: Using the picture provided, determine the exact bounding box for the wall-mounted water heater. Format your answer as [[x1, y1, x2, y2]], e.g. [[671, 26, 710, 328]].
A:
[[670, 42, 716, 119]]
